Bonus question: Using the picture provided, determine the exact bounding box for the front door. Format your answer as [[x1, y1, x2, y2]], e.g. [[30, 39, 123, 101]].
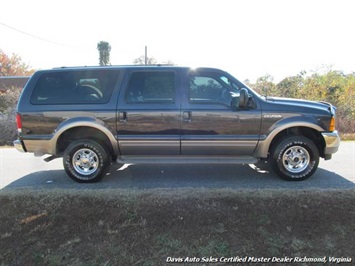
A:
[[181, 69, 261, 155], [117, 70, 181, 155]]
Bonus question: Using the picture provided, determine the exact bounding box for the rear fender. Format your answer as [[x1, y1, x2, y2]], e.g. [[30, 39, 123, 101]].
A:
[[51, 117, 118, 155]]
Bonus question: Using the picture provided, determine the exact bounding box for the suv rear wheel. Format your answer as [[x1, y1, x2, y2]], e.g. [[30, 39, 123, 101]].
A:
[[63, 139, 110, 183], [270, 136, 319, 181]]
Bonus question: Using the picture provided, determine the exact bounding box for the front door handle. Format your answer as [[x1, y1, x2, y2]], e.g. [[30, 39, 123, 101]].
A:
[[119, 111, 127, 123], [183, 111, 192, 122]]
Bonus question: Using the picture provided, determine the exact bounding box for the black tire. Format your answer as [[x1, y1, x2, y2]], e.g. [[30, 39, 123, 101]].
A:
[[63, 139, 110, 183], [270, 136, 319, 181]]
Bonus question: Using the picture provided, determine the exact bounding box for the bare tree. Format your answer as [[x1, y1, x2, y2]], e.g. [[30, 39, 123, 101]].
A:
[[133, 56, 157, 65]]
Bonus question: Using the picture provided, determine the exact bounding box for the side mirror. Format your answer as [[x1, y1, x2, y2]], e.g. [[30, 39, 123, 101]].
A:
[[239, 88, 249, 108]]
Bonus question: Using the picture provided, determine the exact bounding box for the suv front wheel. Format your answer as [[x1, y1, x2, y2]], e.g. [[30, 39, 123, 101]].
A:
[[270, 136, 319, 181], [63, 139, 110, 183]]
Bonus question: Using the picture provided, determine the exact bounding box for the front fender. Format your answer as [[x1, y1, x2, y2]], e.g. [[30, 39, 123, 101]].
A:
[[253, 116, 324, 158]]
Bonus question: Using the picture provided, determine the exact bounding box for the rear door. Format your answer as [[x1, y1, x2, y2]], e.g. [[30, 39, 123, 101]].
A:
[[181, 69, 261, 155], [116, 69, 181, 155]]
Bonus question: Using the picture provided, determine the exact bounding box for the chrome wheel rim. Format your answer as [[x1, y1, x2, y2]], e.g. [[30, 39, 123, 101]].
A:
[[282, 146, 310, 173], [72, 148, 99, 175]]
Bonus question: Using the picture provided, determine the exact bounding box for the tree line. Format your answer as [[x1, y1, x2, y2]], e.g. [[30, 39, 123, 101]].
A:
[[245, 69, 355, 134]]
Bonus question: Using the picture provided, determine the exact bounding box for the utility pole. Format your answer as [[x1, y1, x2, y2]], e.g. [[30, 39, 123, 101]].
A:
[[145, 45, 147, 65]]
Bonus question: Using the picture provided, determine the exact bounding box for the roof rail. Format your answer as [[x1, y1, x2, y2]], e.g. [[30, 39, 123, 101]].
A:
[[52, 64, 177, 69]]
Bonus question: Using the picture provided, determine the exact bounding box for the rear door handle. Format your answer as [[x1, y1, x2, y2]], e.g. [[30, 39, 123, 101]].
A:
[[183, 111, 191, 122], [119, 111, 127, 123]]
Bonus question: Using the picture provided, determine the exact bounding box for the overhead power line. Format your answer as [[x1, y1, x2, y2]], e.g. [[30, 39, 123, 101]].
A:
[[0, 21, 78, 48]]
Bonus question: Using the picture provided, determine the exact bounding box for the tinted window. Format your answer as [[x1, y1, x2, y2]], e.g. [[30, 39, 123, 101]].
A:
[[31, 70, 119, 104], [125, 72, 175, 103], [189, 74, 240, 106]]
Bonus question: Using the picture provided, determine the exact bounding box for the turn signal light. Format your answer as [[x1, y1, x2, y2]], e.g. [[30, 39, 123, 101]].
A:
[[329, 117, 335, 131]]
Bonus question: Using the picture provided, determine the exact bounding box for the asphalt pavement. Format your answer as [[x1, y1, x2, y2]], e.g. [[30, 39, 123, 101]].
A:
[[0, 142, 354, 190]]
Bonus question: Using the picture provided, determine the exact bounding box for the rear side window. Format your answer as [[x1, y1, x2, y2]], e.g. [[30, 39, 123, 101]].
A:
[[31, 70, 119, 104], [125, 71, 175, 103]]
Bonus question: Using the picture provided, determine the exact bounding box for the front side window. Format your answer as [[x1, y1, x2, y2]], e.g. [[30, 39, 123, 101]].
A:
[[31, 70, 119, 104], [189, 74, 240, 106], [125, 72, 175, 103]]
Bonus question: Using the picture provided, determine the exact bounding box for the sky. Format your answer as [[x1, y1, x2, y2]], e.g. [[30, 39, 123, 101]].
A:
[[1, 0, 354, 82]]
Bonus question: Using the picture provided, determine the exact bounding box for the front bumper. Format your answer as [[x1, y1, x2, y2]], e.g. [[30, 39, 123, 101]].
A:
[[321, 131, 340, 156], [13, 139, 26, 153]]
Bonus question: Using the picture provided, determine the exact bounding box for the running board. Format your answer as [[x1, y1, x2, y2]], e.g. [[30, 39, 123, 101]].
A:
[[116, 156, 258, 164]]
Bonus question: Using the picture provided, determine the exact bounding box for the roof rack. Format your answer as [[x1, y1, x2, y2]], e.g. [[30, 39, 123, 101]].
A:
[[53, 64, 176, 69]]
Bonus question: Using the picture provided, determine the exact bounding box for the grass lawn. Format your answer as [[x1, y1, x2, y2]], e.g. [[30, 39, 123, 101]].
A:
[[0, 188, 354, 265]]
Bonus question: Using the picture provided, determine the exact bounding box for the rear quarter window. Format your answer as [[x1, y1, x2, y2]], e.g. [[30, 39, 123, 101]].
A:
[[30, 70, 119, 105]]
